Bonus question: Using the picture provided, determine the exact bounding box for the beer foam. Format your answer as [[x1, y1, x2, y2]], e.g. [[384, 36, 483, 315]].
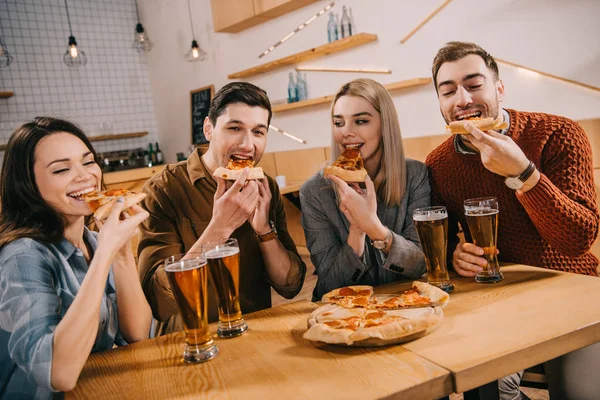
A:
[[165, 259, 206, 272], [413, 210, 447, 221], [464, 208, 498, 216], [205, 247, 240, 259]]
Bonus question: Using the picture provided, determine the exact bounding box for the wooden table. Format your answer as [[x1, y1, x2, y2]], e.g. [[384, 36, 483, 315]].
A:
[[68, 300, 452, 400], [279, 180, 304, 195], [381, 264, 600, 393]]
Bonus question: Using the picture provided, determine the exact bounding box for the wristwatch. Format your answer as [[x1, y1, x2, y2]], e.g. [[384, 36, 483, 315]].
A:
[[371, 229, 392, 250], [504, 161, 536, 190], [255, 220, 278, 243]]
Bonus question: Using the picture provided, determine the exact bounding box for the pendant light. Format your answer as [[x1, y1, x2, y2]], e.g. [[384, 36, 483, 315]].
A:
[[185, 0, 207, 62], [132, 0, 153, 53], [63, 0, 87, 67], [0, 13, 13, 67]]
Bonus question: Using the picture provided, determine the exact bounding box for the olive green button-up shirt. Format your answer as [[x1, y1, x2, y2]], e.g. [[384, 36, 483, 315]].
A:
[[138, 149, 306, 336]]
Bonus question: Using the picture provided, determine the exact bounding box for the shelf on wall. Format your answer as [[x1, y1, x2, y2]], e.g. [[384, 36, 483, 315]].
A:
[[0, 131, 149, 151], [272, 77, 432, 113], [0, 91, 14, 98], [228, 33, 379, 79]]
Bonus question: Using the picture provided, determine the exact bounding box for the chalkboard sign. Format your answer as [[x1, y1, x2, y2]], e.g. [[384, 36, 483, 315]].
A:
[[190, 85, 214, 145]]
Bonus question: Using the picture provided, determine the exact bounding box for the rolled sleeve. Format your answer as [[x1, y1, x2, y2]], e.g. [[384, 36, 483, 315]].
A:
[[0, 245, 61, 392]]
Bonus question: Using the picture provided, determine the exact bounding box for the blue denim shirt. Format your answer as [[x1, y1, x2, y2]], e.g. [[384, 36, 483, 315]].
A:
[[0, 228, 125, 399]]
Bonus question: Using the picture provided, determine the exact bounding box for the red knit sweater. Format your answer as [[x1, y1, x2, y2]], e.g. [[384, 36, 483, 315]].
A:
[[426, 109, 599, 276]]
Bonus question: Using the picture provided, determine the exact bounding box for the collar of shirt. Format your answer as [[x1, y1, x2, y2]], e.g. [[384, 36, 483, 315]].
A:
[[53, 226, 98, 259], [454, 108, 511, 155], [187, 147, 214, 186]]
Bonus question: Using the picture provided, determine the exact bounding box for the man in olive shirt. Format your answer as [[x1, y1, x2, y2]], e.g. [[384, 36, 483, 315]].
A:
[[138, 82, 306, 335]]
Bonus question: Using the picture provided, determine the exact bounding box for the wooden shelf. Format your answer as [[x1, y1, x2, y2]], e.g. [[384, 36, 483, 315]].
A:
[[0, 131, 148, 151], [272, 77, 432, 113], [88, 131, 148, 142], [0, 91, 14, 98], [228, 33, 379, 79]]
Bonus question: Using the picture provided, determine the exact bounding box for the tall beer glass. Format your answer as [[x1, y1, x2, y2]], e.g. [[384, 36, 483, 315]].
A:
[[202, 238, 248, 338], [413, 206, 454, 293], [463, 197, 504, 283], [165, 253, 218, 363]]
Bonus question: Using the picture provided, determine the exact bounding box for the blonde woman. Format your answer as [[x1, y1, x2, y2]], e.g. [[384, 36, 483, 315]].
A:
[[300, 79, 430, 299]]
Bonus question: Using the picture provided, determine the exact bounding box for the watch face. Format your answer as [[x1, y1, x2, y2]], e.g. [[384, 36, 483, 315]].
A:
[[505, 176, 524, 190]]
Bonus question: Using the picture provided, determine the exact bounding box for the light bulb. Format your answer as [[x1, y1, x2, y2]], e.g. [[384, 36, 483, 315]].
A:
[[192, 47, 199, 59], [69, 44, 78, 58]]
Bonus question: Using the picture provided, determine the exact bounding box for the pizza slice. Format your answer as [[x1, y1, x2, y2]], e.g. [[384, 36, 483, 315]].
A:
[[321, 285, 374, 309], [213, 156, 265, 181], [83, 188, 146, 220], [373, 281, 449, 309], [324, 146, 368, 182], [446, 116, 508, 135]]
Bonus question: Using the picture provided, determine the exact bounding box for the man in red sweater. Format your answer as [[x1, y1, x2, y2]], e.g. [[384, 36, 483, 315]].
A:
[[426, 41, 599, 399]]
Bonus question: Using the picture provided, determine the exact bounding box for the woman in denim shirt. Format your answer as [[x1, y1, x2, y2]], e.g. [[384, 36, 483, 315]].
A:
[[0, 117, 151, 399], [300, 79, 430, 300]]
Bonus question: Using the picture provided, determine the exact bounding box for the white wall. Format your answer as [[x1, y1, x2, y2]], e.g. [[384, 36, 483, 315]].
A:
[[140, 0, 600, 163]]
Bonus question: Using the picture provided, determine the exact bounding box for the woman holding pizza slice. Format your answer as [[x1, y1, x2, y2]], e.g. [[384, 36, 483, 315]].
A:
[[0, 117, 152, 399], [300, 79, 431, 300]]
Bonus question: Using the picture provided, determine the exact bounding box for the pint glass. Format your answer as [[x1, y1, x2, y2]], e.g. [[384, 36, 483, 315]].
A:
[[463, 197, 504, 283], [165, 253, 218, 363], [202, 238, 248, 338], [413, 206, 454, 293]]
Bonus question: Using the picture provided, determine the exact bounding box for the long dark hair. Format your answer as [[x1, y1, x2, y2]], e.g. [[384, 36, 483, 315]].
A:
[[0, 117, 100, 249]]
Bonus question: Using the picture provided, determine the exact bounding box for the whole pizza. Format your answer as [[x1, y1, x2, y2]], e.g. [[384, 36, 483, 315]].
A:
[[303, 281, 448, 347]]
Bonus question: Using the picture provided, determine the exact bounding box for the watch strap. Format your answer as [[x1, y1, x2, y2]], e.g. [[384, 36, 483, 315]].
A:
[[255, 221, 278, 243], [515, 161, 536, 182]]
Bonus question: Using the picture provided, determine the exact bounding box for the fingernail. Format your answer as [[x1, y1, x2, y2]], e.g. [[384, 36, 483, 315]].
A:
[[117, 196, 124, 203]]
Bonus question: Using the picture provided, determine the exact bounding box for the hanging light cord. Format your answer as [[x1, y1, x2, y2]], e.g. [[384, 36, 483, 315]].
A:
[[135, 0, 141, 23], [64, 0, 74, 36], [186, 0, 196, 39]]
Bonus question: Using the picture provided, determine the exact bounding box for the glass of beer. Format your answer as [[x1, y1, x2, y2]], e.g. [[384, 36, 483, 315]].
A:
[[164, 253, 218, 363], [463, 197, 504, 283], [413, 206, 454, 293], [202, 238, 248, 338]]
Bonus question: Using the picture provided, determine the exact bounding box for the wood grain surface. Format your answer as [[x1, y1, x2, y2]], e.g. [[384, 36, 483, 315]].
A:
[[379, 265, 600, 393], [68, 300, 452, 400]]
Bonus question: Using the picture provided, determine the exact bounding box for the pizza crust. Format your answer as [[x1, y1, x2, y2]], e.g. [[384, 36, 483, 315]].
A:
[[213, 166, 265, 181], [94, 192, 147, 220], [324, 165, 367, 183]]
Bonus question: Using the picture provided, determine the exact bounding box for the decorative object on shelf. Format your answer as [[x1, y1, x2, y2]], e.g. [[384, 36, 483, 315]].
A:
[[400, 0, 453, 44], [296, 71, 308, 101], [269, 125, 307, 144], [340, 5, 352, 38], [0, 91, 14, 98], [229, 32, 378, 79], [327, 12, 338, 43], [287, 72, 298, 103], [296, 67, 391, 74], [495, 58, 600, 92], [0, 20, 13, 68], [258, 1, 335, 59], [185, 0, 207, 62], [348, 6, 355, 34], [272, 77, 432, 113], [190, 85, 214, 145], [62, 0, 87, 67], [132, 0, 153, 53]]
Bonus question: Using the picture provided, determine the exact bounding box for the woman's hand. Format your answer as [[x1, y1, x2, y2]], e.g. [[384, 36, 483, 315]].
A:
[[329, 175, 383, 237], [96, 198, 149, 261]]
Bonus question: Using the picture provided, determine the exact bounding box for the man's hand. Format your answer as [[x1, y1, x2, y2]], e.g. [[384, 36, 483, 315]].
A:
[[464, 122, 529, 177], [248, 177, 272, 234], [209, 168, 259, 238], [452, 242, 501, 277]]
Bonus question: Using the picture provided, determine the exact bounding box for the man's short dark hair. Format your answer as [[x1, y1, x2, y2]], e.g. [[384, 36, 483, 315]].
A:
[[208, 82, 272, 126], [432, 41, 500, 92]]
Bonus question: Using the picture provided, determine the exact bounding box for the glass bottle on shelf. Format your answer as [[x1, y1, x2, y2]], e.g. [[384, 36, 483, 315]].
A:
[[327, 12, 338, 43], [155, 142, 163, 164], [348, 6, 356, 34], [287, 72, 298, 103], [148, 143, 156, 166], [296, 72, 308, 101], [340, 6, 352, 38]]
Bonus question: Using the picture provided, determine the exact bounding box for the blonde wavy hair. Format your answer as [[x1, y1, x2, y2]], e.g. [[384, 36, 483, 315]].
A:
[[330, 78, 406, 206]]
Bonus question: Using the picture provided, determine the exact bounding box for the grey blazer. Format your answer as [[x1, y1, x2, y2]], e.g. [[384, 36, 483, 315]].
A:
[[300, 158, 430, 300]]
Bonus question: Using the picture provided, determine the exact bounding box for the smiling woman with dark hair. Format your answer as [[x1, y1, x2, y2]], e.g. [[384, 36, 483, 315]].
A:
[[0, 117, 152, 399]]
